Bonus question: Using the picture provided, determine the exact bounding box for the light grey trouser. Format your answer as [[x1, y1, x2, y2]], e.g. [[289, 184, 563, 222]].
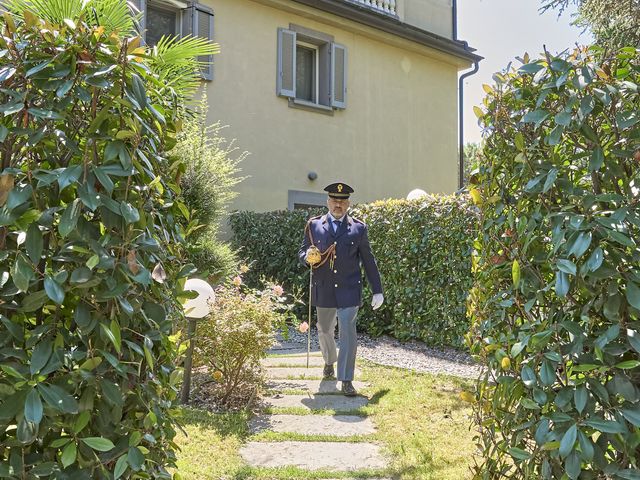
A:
[[316, 306, 359, 382]]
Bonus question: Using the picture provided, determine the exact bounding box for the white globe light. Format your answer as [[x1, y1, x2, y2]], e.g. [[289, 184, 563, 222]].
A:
[[406, 188, 427, 200], [183, 278, 215, 319]]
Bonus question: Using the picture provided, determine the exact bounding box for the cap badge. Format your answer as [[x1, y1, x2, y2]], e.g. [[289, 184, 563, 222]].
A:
[[337, 184, 343, 192]]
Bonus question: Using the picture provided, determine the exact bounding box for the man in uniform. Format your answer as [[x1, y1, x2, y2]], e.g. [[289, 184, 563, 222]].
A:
[[299, 182, 384, 396]]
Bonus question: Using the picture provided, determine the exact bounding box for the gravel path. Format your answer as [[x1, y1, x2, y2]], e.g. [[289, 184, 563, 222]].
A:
[[278, 328, 481, 379]]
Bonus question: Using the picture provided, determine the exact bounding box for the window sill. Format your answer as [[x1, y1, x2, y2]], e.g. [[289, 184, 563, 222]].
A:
[[288, 98, 335, 116]]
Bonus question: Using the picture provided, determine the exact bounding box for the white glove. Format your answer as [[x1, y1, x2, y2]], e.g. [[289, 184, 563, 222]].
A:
[[371, 293, 384, 310]]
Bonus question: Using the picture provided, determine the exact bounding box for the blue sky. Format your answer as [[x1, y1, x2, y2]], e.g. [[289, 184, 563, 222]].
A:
[[457, 0, 593, 144]]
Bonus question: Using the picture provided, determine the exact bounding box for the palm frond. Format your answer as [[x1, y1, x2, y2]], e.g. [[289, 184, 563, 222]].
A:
[[147, 35, 220, 98], [4, 0, 137, 36]]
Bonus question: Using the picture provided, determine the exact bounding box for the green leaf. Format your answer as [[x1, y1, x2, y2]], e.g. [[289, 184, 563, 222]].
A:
[[559, 424, 577, 458], [577, 430, 594, 461], [521, 365, 536, 388], [79, 357, 102, 371], [58, 165, 82, 191], [589, 147, 604, 171], [101, 323, 121, 354], [565, 450, 581, 479], [574, 386, 588, 414], [25, 223, 43, 263], [540, 360, 556, 386], [557, 259, 576, 275], [127, 446, 145, 471], [621, 406, 640, 427], [44, 275, 65, 305], [114, 455, 128, 479], [626, 282, 640, 310], [522, 109, 549, 127], [81, 437, 115, 452], [518, 62, 544, 74], [24, 388, 43, 424], [627, 329, 640, 354], [508, 447, 532, 461], [73, 411, 91, 434], [616, 360, 640, 369], [93, 166, 114, 194], [38, 384, 78, 414], [11, 253, 33, 292], [99, 379, 123, 406], [131, 74, 148, 108], [616, 470, 640, 480], [555, 271, 569, 297], [584, 247, 603, 272], [120, 202, 140, 223], [555, 111, 572, 126], [60, 442, 77, 468], [86, 254, 100, 269], [70, 267, 92, 284], [26, 60, 52, 77], [568, 232, 592, 259], [511, 260, 520, 288], [30, 339, 53, 375], [584, 418, 626, 433], [58, 198, 82, 238]]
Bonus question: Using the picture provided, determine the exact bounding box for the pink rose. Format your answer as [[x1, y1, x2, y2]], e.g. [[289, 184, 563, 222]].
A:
[[298, 322, 309, 333], [273, 285, 284, 296], [232, 276, 242, 287]]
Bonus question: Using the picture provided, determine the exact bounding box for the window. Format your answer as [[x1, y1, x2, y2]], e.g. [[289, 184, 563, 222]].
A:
[[288, 191, 327, 211], [277, 26, 347, 110], [146, 3, 179, 47], [131, 0, 215, 80], [296, 42, 318, 103]]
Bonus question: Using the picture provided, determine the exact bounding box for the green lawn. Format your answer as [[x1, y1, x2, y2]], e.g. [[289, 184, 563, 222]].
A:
[[174, 362, 477, 479]]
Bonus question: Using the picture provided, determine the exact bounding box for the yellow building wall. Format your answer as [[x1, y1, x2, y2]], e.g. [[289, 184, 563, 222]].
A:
[[200, 0, 463, 213]]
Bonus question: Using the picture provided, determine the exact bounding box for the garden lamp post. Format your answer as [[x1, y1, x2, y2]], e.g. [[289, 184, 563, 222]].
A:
[[180, 278, 215, 404]]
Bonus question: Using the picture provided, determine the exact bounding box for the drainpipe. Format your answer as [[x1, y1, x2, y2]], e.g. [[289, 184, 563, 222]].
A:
[[453, 0, 480, 190], [458, 58, 479, 189]]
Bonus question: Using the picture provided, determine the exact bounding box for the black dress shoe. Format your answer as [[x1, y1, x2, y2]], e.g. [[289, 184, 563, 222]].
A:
[[341, 381, 357, 397], [323, 364, 335, 379]]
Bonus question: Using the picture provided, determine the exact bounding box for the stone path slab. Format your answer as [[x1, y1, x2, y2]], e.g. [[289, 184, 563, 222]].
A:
[[263, 394, 368, 411], [249, 414, 376, 436], [262, 355, 326, 367], [266, 367, 361, 379], [266, 379, 367, 394], [240, 441, 387, 471]]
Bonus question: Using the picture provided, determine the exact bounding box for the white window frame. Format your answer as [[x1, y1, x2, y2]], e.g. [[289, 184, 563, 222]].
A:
[[296, 41, 320, 105]]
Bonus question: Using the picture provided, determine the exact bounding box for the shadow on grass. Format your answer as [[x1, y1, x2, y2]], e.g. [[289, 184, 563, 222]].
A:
[[180, 406, 251, 440], [366, 388, 390, 406]]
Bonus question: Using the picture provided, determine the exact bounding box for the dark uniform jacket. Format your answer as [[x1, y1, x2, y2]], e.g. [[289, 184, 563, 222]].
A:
[[299, 214, 383, 308]]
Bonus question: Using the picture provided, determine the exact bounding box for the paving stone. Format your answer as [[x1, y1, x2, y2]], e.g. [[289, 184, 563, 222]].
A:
[[240, 441, 387, 471], [249, 414, 375, 436], [262, 356, 326, 367], [266, 379, 367, 394], [263, 394, 368, 411], [265, 367, 361, 379]]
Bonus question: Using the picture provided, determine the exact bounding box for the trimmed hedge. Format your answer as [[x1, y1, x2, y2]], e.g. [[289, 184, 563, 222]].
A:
[[229, 195, 477, 347]]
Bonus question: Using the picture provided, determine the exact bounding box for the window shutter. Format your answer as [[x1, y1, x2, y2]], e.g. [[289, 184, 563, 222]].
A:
[[331, 42, 347, 109], [129, 0, 146, 37], [277, 28, 296, 98], [182, 3, 214, 80]]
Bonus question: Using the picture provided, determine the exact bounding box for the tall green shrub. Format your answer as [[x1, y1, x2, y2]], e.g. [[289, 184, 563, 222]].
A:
[[468, 46, 640, 478], [177, 98, 246, 282], [0, 1, 216, 477], [230, 196, 476, 347]]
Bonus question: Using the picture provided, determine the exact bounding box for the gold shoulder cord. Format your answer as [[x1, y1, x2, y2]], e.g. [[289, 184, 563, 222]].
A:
[[305, 219, 336, 270]]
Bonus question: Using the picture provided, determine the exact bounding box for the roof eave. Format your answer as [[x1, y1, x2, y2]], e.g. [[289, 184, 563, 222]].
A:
[[290, 0, 483, 64]]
